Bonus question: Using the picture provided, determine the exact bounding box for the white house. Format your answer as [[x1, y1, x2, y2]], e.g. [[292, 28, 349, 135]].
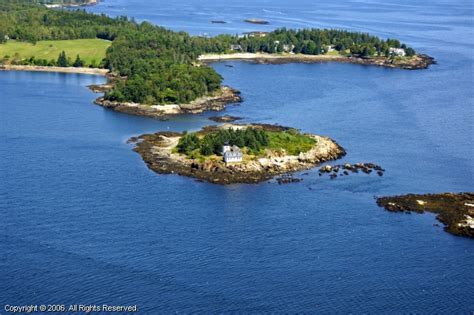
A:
[[244, 31, 269, 38], [283, 44, 295, 53], [222, 143, 243, 163], [230, 44, 242, 51], [326, 45, 335, 52], [273, 41, 295, 53], [389, 48, 406, 56]]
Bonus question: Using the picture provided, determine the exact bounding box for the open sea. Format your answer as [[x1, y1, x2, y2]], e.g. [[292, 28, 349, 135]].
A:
[[1, 0, 473, 313]]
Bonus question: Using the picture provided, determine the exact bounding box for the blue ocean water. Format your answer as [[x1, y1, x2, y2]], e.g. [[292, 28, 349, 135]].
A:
[[1, 0, 473, 313]]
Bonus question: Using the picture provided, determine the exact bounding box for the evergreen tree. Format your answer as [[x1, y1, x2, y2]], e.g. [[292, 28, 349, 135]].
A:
[[405, 47, 416, 57], [73, 54, 84, 67], [57, 51, 68, 67]]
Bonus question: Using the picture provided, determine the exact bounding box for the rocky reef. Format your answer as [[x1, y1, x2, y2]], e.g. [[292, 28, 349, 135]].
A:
[[94, 86, 241, 119], [244, 19, 269, 25], [208, 115, 242, 123], [129, 124, 346, 184], [376, 193, 474, 238], [354, 54, 436, 70], [319, 163, 385, 179]]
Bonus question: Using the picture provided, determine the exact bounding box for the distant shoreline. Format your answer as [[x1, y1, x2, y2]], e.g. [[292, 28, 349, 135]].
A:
[[199, 53, 436, 70], [0, 64, 108, 75], [44, 0, 98, 8]]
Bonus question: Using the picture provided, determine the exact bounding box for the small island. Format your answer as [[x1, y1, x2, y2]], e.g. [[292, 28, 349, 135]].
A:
[[244, 19, 270, 25], [130, 124, 346, 184], [376, 193, 474, 238], [94, 86, 241, 118]]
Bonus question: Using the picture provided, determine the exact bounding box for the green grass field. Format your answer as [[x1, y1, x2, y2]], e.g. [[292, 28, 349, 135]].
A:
[[266, 130, 316, 155], [0, 38, 111, 66]]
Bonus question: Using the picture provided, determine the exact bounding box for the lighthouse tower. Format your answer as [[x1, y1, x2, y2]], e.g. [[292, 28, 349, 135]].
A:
[[222, 142, 231, 155]]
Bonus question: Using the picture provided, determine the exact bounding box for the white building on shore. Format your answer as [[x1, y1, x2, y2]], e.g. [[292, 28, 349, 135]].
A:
[[222, 143, 243, 164], [389, 47, 406, 56]]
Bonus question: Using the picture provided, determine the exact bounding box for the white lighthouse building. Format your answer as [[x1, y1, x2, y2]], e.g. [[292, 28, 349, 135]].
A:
[[222, 142, 243, 164]]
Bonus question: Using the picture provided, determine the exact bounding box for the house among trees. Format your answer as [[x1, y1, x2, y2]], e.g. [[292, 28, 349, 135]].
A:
[[389, 47, 406, 56], [273, 40, 295, 53], [282, 44, 295, 53], [326, 45, 335, 52], [243, 31, 269, 38], [222, 143, 243, 164], [230, 44, 242, 51]]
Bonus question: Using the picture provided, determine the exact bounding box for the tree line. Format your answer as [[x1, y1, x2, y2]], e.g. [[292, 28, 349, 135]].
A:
[[10, 50, 87, 67]]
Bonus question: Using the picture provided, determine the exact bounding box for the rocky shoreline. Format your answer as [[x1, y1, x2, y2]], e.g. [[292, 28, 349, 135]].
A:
[[94, 86, 242, 119], [129, 124, 346, 184], [199, 53, 436, 70], [376, 193, 474, 238]]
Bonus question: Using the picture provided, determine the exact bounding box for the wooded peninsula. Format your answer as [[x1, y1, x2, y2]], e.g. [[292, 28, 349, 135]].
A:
[[1, 0, 434, 111]]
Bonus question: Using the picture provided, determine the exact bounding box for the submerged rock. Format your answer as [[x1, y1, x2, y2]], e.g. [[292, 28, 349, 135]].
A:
[[208, 115, 242, 123]]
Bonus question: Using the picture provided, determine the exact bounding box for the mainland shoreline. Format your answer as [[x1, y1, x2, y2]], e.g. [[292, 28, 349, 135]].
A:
[[199, 53, 436, 70]]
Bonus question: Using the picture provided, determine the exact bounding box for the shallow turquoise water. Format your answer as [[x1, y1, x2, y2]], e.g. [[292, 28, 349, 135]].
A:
[[1, 0, 473, 312]]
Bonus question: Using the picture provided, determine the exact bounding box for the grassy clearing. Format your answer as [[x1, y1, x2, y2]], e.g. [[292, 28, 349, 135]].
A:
[[0, 38, 111, 66], [266, 130, 316, 155], [326, 50, 342, 56]]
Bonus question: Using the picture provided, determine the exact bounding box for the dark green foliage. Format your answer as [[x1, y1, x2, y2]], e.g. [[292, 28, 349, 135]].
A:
[[176, 128, 270, 157], [176, 132, 200, 155], [405, 47, 416, 57], [56, 50, 68, 66], [0, 30, 5, 44], [72, 54, 84, 67]]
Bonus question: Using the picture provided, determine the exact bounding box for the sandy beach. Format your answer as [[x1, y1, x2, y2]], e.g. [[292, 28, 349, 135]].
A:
[[0, 64, 108, 75]]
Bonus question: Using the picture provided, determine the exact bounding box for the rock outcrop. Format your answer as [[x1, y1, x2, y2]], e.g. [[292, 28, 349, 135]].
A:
[[376, 193, 474, 238]]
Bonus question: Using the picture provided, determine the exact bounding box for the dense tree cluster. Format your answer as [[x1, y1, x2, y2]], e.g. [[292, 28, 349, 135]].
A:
[[1, 1, 418, 105], [103, 22, 222, 104], [177, 128, 270, 157]]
